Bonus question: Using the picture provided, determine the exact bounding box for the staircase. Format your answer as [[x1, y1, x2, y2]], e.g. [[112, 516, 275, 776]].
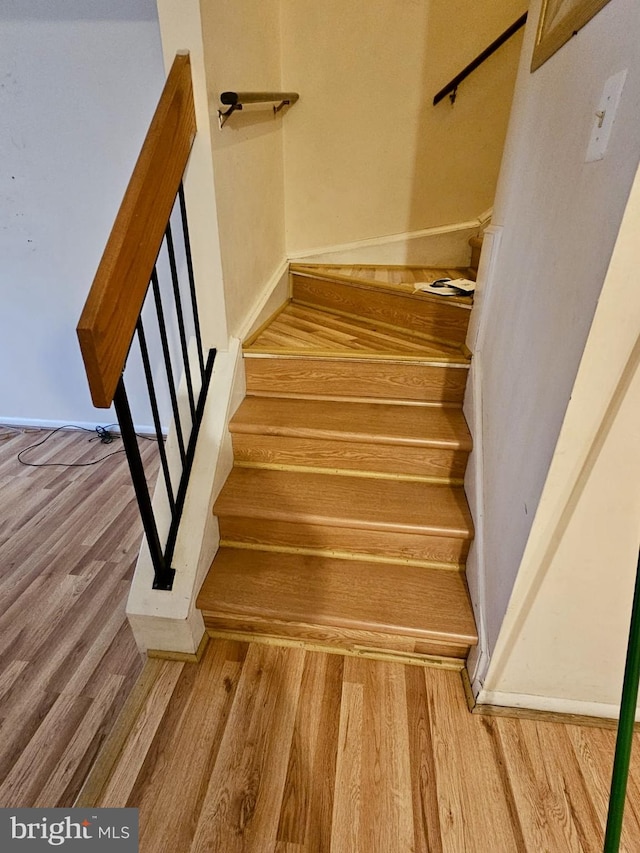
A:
[[196, 264, 478, 665]]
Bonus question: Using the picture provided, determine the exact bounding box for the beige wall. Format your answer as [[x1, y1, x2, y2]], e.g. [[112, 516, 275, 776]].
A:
[[200, 0, 286, 338], [281, 0, 526, 257]]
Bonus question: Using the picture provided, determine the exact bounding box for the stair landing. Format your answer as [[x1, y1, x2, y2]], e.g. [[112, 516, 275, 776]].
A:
[[245, 302, 468, 361]]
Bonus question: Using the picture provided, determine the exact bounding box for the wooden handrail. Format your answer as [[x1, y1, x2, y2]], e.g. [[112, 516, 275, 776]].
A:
[[77, 52, 196, 409]]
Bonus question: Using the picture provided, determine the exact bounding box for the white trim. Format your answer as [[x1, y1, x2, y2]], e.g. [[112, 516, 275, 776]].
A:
[[236, 260, 290, 342], [463, 360, 490, 696], [126, 337, 245, 655], [287, 213, 492, 267], [461, 226, 503, 698], [467, 645, 490, 697], [288, 219, 483, 260], [476, 688, 639, 722], [466, 225, 503, 353], [477, 207, 494, 228], [0, 416, 159, 435]]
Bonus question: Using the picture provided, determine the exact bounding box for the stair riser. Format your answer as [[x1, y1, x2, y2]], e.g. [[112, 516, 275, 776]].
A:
[[203, 617, 471, 661], [219, 517, 469, 566], [245, 357, 469, 404], [292, 273, 471, 345], [231, 434, 469, 480]]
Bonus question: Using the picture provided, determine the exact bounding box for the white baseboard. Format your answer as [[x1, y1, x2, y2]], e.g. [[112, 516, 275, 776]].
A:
[[476, 688, 639, 721], [288, 217, 489, 267], [463, 359, 490, 697], [461, 225, 504, 699], [237, 261, 290, 342], [126, 337, 246, 655], [0, 416, 160, 435]]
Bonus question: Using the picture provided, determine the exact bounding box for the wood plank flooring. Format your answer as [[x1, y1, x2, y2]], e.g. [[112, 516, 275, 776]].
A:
[[81, 637, 640, 853], [0, 426, 157, 807]]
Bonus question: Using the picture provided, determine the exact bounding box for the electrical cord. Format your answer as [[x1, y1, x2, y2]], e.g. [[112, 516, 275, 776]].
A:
[[10, 424, 156, 468]]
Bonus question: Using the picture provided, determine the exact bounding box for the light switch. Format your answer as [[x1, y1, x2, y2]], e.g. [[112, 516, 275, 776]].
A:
[[586, 69, 627, 162]]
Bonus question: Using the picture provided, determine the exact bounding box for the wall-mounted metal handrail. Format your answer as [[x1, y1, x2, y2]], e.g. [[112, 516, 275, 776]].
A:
[[433, 13, 527, 106], [218, 91, 300, 128]]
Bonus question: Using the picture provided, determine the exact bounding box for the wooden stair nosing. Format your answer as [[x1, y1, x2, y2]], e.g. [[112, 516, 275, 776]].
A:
[[203, 618, 472, 663], [218, 518, 471, 566], [217, 540, 466, 571], [230, 447, 468, 483], [244, 356, 469, 404], [243, 390, 464, 409], [213, 468, 474, 540], [201, 613, 475, 659], [243, 351, 470, 368], [197, 548, 477, 646], [228, 397, 472, 451]]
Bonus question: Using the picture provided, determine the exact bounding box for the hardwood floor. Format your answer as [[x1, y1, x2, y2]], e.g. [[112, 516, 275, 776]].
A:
[[5, 428, 639, 850], [80, 637, 640, 853], [0, 426, 157, 807]]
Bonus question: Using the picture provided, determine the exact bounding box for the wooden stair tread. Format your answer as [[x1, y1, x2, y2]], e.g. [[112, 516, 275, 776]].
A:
[[290, 263, 474, 306], [290, 272, 471, 346], [230, 397, 472, 450], [214, 467, 473, 538], [244, 356, 469, 405], [245, 302, 467, 360], [197, 548, 478, 645]]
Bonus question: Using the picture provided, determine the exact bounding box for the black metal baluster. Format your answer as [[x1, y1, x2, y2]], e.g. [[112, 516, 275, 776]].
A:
[[151, 268, 186, 465], [164, 347, 217, 569], [178, 183, 206, 380], [114, 194, 219, 594], [113, 378, 174, 591], [136, 317, 175, 514], [165, 221, 196, 420]]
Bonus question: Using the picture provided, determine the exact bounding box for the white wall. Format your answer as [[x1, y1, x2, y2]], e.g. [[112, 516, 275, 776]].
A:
[[281, 0, 526, 258], [466, 0, 640, 697], [480, 162, 640, 715], [0, 1, 166, 428], [199, 0, 287, 339]]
